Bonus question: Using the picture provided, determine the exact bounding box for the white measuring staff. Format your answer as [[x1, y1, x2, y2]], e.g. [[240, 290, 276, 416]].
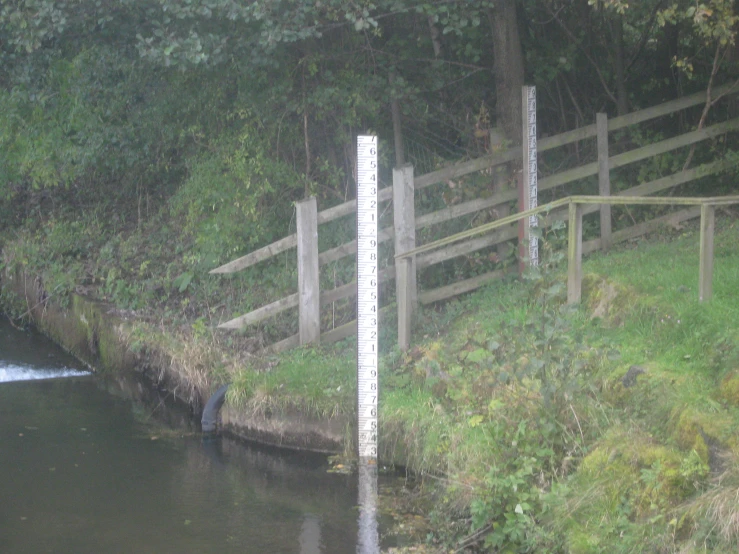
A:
[[356, 135, 379, 460]]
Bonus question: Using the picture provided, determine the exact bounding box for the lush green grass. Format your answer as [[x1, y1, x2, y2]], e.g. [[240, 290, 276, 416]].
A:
[[222, 218, 739, 553], [5, 203, 737, 552], [228, 343, 357, 419]]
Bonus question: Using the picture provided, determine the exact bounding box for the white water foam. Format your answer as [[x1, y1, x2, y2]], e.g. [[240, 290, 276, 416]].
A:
[[0, 364, 90, 383]]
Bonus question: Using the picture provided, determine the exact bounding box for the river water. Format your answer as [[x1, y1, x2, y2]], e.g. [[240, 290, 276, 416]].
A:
[[0, 319, 388, 553]]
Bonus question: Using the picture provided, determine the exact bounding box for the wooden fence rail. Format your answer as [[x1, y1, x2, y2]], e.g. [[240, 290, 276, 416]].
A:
[[209, 84, 739, 352]]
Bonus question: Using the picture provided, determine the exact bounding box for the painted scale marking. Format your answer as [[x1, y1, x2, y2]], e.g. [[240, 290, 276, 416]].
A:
[[357, 135, 378, 459], [527, 87, 539, 266]]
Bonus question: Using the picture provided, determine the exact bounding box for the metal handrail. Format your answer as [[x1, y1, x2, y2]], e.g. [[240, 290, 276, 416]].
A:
[[395, 195, 739, 261]]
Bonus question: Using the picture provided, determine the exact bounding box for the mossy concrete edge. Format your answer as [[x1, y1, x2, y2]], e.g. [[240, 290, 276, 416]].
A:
[[2, 267, 347, 454]]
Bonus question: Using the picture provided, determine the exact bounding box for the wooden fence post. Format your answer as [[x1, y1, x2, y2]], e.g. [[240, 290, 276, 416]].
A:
[[596, 113, 612, 250], [394, 164, 416, 350], [699, 203, 715, 302], [296, 197, 320, 344], [397, 256, 413, 352], [567, 201, 583, 304]]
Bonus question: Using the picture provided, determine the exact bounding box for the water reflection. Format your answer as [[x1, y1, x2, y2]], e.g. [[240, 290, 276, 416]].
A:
[[299, 515, 323, 554], [0, 318, 378, 553], [357, 458, 380, 554]]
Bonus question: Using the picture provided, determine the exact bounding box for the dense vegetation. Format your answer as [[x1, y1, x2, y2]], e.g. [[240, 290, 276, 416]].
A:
[[2, 1, 739, 552], [1, 1, 739, 332], [223, 220, 739, 553]]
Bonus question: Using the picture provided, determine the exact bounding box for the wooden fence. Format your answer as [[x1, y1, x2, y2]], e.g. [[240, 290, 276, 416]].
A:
[[396, 195, 739, 350], [210, 84, 739, 352]]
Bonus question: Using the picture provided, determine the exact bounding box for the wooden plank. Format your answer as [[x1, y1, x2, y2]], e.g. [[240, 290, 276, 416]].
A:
[[539, 161, 598, 190], [217, 293, 299, 329], [608, 83, 737, 132], [318, 199, 357, 224], [319, 239, 359, 266], [223, 265, 397, 334], [612, 205, 702, 242], [321, 281, 355, 306], [582, 206, 703, 255], [620, 158, 735, 198], [610, 117, 739, 170], [316, 186, 393, 225], [210, 233, 297, 274], [567, 202, 583, 304], [411, 127, 584, 192], [597, 113, 612, 250], [318, 227, 394, 266], [266, 333, 300, 354], [212, 187, 393, 275], [414, 147, 522, 189], [699, 204, 715, 302], [419, 267, 513, 305], [321, 305, 393, 345], [416, 189, 516, 229], [320, 266, 396, 306], [393, 164, 417, 312], [297, 197, 320, 344], [417, 225, 518, 269], [539, 124, 596, 152], [321, 320, 357, 345]]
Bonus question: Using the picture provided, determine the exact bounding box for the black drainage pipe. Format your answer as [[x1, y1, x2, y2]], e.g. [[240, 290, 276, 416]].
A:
[[201, 383, 229, 433]]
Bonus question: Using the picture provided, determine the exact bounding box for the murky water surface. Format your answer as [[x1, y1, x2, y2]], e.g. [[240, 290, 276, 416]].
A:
[[0, 320, 382, 553]]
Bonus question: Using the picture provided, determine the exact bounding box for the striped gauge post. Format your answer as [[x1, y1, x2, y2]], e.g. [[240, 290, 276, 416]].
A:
[[523, 85, 539, 266], [356, 135, 379, 460]]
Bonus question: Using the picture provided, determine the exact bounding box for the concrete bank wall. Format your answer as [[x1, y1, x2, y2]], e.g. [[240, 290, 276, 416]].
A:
[[2, 268, 346, 454]]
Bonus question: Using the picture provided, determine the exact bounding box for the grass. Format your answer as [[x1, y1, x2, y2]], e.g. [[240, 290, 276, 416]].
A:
[[227, 342, 357, 420], [3, 195, 738, 552], [215, 217, 739, 552]]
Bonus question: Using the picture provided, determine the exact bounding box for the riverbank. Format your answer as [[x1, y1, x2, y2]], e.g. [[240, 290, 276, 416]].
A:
[[1, 265, 350, 453], [2, 217, 739, 552], [0, 323, 371, 554]]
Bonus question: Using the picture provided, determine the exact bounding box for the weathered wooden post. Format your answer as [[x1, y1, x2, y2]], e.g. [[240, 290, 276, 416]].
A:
[[296, 196, 320, 344], [394, 164, 416, 351], [567, 200, 583, 304], [397, 256, 413, 352], [698, 202, 715, 302], [596, 113, 612, 250]]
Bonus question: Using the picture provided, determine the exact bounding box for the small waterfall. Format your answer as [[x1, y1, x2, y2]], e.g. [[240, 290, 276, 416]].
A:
[[0, 363, 89, 383]]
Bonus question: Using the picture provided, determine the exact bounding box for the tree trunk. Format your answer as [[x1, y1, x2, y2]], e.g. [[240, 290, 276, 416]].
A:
[[488, 0, 525, 146], [488, 1, 523, 260], [427, 15, 443, 58], [611, 15, 629, 115], [389, 69, 405, 167]]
